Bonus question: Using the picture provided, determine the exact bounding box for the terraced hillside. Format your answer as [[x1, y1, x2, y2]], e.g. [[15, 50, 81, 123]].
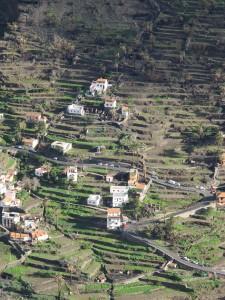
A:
[[0, 0, 223, 204], [1, 0, 225, 299]]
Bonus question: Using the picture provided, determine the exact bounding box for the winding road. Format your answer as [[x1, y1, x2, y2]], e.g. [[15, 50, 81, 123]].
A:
[[123, 231, 225, 277]]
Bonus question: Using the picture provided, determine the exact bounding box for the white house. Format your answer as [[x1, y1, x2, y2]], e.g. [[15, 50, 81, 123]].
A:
[[2, 209, 20, 229], [110, 186, 129, 207], [87, 194, 102, 207], [107, 208, 121, 230], [0, 182, 7, 195], [0, 113, 4, 120], [106, 173, 114, 183], [110, 186, 129, 194], [51, 141, 72, 154], [65, 166, 78, 182], [90, 78, 109, 96], [104, 97, 117, 109], [112, 192, 129, 207], [35, 166, 50, 177], [121, 105, 129, 118], [67, 104, 85, 116]]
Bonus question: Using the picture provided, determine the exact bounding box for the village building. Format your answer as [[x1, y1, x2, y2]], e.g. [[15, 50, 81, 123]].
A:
[[110, 186, 129, 194], [67, 104, 85, 116], [9, 232, 31, 242], [64, 166, 78, 182], [10, 229, 48, 243], [87, 194, 102, 207], [216, 192, 225, 207], [121, 105, 129, 118], [128, 169, 139, 187], [0, 190, 21, 208], [110, 186, 129, 207], [51, 141, 72, 154], [0, 182, 7, 195], [26, 112, 47, 123], [112, 192, 129, 207], [90, 78, 109, 96], [0, 113, 4, 120], [35, 165, 50, 177], [107, 208, 121, 230], [5, 169, 17, 183], [104, 96, 117, 109], [31, 230, 49, 242], [106, 173, 114, 183], [1, 208, 20, 229], [22, 137, 39, 150]]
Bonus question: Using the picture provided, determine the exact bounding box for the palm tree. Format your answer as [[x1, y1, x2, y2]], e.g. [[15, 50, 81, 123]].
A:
[[67, 263, 76, 284], [55, 274, 64, 300]]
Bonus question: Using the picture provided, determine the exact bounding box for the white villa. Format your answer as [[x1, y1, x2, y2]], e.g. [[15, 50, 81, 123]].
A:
[[112, 192, 129, 207], [87, 194, 102, 207], [110, 186, 129, 208], [107, 208, 121, 230], [51, 141, 72, 154], [104, 97, 117, 109], [90, 78, 109, 96], [110, 186, 129, 194], [65, 166, 78, 182], [67, 104, 85, 116]]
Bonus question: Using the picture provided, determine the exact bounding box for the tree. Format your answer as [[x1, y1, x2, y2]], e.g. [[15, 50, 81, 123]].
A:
[[67, 263, 76, 284], [42, 197, 49, 223], [215, 131, 223, 148], [55, 274, 64, 300], [36, 122, 48, 141], [22, 177, 40, 193]]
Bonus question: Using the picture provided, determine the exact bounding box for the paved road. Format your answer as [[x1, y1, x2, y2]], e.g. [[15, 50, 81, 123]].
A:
[[152, 178, 211, 197], [0, 224, 9, 237], [3, 146, 212, 197], [127, 198, 215, 230], [123, 231, 225, 276]]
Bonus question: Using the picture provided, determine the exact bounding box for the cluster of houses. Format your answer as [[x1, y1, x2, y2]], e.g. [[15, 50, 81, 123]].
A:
[[86, 168, 145, 230], [0, 165, 48, 244], [65, 78, 129, 119], [34, 163, 78, 183]]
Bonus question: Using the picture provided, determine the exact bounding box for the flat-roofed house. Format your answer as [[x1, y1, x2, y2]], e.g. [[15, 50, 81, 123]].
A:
[[64, 166, 78, 182], [51, 141, 72, 154], [67, 104, 85, 116], [87, 194, 102, 207]]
